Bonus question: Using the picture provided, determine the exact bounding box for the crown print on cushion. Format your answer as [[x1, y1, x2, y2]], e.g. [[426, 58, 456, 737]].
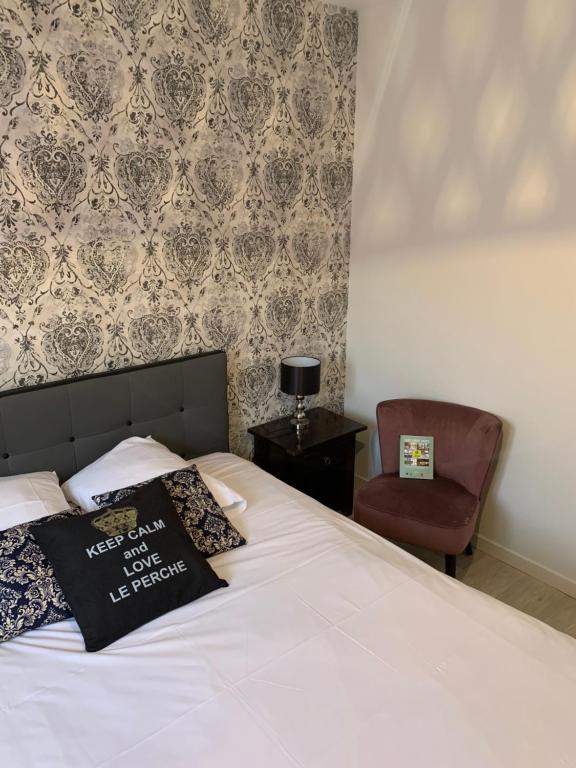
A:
[[91, 507, 138, 537], [92, 466, 246, 558]]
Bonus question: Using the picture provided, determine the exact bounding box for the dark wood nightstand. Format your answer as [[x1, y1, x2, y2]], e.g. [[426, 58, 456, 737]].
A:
[[248, 407, 367, 515]]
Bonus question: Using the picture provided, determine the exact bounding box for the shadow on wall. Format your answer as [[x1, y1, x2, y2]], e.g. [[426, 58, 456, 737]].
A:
[[354, 0, 576, 257]]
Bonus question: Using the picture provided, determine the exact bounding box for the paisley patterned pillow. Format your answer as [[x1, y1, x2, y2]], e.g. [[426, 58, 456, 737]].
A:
[[0, 506, 83, 643], [92, 466, 246, 558]]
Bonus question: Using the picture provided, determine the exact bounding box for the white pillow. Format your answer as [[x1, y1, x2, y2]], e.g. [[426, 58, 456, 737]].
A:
[[184, 459, 247, 514], [61, 436, 187, 512], [62, 436, 246, 514], [0, 471, 69, 530]]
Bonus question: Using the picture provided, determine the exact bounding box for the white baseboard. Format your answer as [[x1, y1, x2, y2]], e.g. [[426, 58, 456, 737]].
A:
[[477, 535, 576, 599], [354, 475, 576, 599]]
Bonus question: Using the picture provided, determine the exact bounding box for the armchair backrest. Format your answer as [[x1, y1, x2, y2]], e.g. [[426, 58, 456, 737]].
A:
[[377, 399, 502, 500]]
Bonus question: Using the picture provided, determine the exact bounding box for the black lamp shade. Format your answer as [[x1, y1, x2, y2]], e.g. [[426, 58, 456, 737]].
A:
[[280, 356, 321, 397]]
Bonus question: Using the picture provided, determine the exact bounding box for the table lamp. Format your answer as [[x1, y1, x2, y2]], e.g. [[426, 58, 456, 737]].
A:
[[280, 356, 321, 431]]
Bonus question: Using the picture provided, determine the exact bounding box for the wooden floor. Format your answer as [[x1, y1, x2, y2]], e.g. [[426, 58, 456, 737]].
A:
[[399, 543, 576, 638]]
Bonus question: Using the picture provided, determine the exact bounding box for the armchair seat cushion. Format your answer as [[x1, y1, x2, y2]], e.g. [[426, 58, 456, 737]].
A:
[[355, 474, 479, 555]]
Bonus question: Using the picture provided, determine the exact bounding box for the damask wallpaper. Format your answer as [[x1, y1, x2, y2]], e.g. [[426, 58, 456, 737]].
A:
[[0, 0, 357, 455]]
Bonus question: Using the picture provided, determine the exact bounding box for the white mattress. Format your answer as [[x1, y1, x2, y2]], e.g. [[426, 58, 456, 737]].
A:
[[1, 453, 575, 768]]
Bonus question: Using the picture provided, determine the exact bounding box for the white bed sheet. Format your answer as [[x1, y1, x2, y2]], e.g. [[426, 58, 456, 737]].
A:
[[1, 453, 575, 768]]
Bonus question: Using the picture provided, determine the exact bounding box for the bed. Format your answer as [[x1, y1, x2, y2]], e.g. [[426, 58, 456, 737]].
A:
[[0, 353, 575, 768]]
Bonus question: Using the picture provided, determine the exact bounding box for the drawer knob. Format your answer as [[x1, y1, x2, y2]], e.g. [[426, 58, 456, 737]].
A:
[[323, 455, 332, 466]]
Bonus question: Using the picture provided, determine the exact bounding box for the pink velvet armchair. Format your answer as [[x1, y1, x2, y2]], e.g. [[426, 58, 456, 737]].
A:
[[354, 399, 502, 577]]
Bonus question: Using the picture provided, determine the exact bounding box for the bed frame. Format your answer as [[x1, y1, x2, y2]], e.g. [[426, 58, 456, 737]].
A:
[[0, 351, 228, 481]]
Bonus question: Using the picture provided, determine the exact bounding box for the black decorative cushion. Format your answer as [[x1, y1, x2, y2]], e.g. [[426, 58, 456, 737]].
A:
[[92, 465, 246, 558], [0, 506, 82, 643], [33, 479, 228, 652]]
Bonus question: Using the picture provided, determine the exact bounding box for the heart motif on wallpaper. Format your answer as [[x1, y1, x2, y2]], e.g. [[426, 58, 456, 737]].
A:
[[293, 80, 331, 139], [115, 150, 172, 212], [291, 229, 328, 275], [0, 241, 49, 303], [190, 0, 233, 43], [317, 288, 347, 331], [57, 51, 118, 119], [194, 154, 238, 210], [232, 230, 275, 281], [163, 227, 211, 282], [109, 0, 158, 28], [264, 156, 302, 208], [228, 75, 274, 133], [203, 304, 246, 348], [262, 0, 305, 55], [36, 149, 73, 195], [320, 160, 352, 210], [237, 362, 276, 406], [18, 142, 87, 209], [77, 238, 131, 294], [0, 37, 26, 108], [324, 10, 358, 69], [128, 313, 181, 362], [265, 289, 301, 338], [42, 320, 103, 375], [152, 64, 206, 124]]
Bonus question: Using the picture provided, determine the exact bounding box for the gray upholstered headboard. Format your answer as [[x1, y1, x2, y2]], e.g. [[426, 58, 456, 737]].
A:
[[0, 351, 228, 482]]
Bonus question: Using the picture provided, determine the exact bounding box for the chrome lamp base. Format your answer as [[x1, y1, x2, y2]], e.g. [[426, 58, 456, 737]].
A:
[[290, 395, 309, 432]]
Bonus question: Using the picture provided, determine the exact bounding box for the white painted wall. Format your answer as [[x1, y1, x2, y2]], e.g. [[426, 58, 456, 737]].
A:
[[344, 0, 576, 593]]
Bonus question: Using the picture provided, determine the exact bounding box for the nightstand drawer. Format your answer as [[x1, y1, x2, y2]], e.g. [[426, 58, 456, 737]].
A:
[[289, 439, 349, 471], [256, 436, 355, 514]]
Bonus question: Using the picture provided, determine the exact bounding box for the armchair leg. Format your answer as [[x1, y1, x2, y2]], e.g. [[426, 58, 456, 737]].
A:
[[445, 554, 457, 578]]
